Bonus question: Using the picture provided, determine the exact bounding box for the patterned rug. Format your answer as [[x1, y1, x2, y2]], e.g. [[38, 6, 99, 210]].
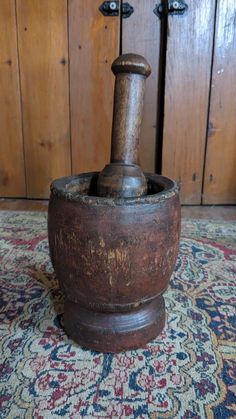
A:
[[0, 211, 235, 418]]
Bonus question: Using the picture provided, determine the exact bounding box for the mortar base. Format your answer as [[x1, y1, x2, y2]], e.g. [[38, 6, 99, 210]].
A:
[[63, 296, 166, 353]]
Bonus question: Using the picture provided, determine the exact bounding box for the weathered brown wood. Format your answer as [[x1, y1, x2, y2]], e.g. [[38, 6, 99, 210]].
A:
[[0, 0, 25, 197], [16, 0, 71, 198], [162, 0, 216, 204], [203, 0, 236, 204], [48, 172, 180, 352], [97, 54, 151, 198], [110, 55, 151, 164], [69, 0, 120, 174], [48, 52, 180, 352], [122, 0, 161, 172]]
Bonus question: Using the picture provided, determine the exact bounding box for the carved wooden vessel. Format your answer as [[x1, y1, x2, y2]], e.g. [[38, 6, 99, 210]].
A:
[[48, 54, 180, 352]]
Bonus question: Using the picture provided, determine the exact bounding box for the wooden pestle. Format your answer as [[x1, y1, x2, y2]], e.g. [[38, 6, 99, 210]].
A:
[[97, 53, 151, 198]]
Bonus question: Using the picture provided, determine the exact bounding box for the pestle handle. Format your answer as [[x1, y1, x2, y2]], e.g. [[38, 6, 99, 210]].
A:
[[97, 53, 151, 198], [110, 54, 151, 165]]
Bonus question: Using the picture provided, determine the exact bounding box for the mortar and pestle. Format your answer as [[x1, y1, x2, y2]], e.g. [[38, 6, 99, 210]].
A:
[[48, 54, 180, 352]]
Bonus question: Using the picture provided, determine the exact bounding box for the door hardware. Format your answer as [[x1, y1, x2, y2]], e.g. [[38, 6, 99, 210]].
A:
[[99, 1, 134, 18], [154, 1, 188, 18]]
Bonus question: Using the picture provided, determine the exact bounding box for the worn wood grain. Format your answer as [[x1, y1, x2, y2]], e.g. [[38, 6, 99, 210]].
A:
[[122, 0, 161, 172], [97, 54, 151, 198], [162, 0, 216, 204], [203, 0, 236, 204], [69, 0, 120, 174], [0, 0, 25, 197], [16, 0, 71, 198], [48, 173, 180, 351]]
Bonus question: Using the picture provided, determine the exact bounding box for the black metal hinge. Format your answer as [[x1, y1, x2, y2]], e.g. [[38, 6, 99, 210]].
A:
[[154, 1, 188, 18], [99, 1, 134, 18]]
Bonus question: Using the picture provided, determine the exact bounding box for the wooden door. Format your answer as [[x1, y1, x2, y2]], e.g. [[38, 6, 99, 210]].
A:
[[0, 0, 121, 199], [161, 0, 216, 204], [16, 0, 71, 198], [203, 0, 236, 204], [122, 0, 161, 172], [0, 1, 235, 203], [0, 1, 25, 197], [69, 0, 120, 175]]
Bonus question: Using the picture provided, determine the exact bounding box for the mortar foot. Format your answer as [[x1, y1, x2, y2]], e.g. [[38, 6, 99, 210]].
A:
[[63, 296, 166, 352]]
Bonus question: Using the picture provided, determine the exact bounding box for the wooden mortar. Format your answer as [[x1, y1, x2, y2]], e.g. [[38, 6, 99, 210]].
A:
[[48, 54, 180, 352]]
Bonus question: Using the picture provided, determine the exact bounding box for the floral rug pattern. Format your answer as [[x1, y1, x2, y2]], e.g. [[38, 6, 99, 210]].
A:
[[0, 211, 235, 418]]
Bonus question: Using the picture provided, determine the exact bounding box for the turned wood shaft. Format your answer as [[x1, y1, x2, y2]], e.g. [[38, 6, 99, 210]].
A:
[[110, 73, 146, 165], [97, 53, 151, 198]]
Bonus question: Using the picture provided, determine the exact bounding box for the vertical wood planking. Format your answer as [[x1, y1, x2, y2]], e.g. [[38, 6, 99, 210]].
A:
[[69, 0, 120, 174], [0, 0, 25, 197], [16, 0, 71, 198], [162, 0, 216, 204], [203, 0, 236, 204], [122, 0, 161, 172]]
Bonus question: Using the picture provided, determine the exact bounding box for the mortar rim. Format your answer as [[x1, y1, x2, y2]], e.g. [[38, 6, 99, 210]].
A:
[[50, 172, 179, 206]]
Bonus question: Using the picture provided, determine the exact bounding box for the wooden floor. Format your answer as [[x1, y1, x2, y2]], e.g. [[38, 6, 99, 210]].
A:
[[0, 199, 48, 212], [181, 205, 236, 220], [0, 198, 236, 220]]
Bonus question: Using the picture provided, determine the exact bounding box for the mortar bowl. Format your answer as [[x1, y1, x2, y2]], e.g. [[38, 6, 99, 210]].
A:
[[48, 172, 180, 352]]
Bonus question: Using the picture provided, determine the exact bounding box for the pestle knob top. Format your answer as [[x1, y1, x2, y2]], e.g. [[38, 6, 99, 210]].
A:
[[111, 53, 151, 78]]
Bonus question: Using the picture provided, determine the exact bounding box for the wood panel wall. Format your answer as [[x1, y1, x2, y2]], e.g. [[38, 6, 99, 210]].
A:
[[0, 1, 235, 203], [203, 0, 236, 204], [122, 0, 161, 172], [69, 0, 120, 174], [162, 0, 216, 204], [16, 0, 71, 198], [0, 0, 120, 198], [0, 0, 25, 197]]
